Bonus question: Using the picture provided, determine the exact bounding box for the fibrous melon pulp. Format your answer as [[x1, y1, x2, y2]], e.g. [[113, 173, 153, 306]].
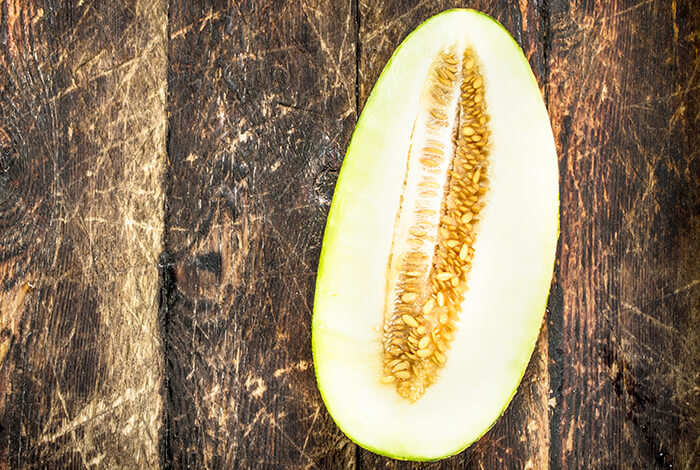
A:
[[312, 9, 558, 461]]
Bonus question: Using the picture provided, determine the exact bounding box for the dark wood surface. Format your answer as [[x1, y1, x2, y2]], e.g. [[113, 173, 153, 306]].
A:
[[0, 1, 167, 467], [0, 0, 697, 468]]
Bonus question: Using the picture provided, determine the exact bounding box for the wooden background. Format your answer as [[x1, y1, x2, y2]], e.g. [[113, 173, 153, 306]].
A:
[[0, 0, 697, 468]]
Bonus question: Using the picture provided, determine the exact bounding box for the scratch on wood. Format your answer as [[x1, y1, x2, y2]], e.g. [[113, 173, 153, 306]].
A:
[[39, 380, 152, 446], [273, 360, 311, 378], [245, 374, 267, 399]]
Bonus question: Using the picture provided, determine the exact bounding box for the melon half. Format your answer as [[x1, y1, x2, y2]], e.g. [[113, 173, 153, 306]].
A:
[[312, 9, 558, 461]]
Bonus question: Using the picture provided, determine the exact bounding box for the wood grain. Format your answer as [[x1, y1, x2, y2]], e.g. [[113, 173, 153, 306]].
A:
[[547, 0, 699, 468], [0, 0, 167, 468], [163, 0, 356, 467]]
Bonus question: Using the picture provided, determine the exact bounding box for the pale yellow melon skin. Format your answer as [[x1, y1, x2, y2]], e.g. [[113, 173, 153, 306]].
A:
[[312, 9, 559, 461]]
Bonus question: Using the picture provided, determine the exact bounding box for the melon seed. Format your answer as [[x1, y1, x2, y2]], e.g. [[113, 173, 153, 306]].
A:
[[382, 48, 491, 402]]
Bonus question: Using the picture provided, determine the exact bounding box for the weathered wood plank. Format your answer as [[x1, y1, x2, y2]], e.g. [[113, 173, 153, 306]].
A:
[[547, 0, 699, 468], [356, 1, 551, 468], [163, 1, 357, 467], [0, 1, 167, 467]]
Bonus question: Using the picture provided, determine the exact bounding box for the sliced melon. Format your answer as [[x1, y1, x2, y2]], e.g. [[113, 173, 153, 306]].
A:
[[312, 9, 558, 461]]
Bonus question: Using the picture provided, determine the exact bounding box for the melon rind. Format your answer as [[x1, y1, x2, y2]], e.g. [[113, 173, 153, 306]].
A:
[[312, 9, 559, 461]]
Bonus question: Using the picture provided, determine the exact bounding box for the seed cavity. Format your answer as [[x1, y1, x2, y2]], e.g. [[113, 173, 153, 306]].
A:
[[381, 47, 491, 402]]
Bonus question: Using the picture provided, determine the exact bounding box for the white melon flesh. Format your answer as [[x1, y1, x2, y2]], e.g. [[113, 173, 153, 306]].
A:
[[312, 9, 558, 461]]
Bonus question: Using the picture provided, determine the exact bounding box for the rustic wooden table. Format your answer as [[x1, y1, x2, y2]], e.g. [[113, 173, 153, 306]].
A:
[[0, 0, 697, 468]]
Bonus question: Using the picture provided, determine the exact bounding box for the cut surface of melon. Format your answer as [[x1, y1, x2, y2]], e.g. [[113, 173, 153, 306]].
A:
[[312, 9, 558, 461]]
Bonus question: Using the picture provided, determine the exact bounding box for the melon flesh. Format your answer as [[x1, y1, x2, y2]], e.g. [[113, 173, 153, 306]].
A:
[[312, 9, 558, 461]]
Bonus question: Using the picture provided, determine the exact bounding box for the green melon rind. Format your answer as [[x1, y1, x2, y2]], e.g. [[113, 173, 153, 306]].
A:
[[313, 8, 559, 461]]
